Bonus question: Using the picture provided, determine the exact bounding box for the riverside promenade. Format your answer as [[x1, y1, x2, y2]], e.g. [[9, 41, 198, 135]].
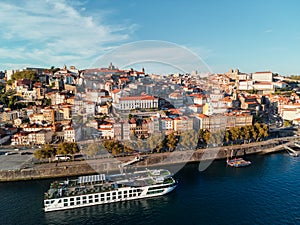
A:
[[0, 136, 297, 182]]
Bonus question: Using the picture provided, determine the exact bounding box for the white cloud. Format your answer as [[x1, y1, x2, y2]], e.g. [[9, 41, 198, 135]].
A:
[[0, 0, 135, 69]]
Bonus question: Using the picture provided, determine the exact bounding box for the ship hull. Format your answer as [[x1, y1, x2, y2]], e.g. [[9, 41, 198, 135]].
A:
[[44, 180, 177, 212]]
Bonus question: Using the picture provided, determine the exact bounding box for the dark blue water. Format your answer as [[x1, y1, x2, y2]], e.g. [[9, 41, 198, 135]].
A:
[[1, 153, 300, 225]]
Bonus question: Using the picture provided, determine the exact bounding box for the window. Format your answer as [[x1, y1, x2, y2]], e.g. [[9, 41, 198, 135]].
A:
[[64, 199, 68, 202], [64, 203, 68, 207], [70, 198, 74, 201], [89, 196, 93, 199], [95, 199, 99, 202], [76, 197, 80, 200]]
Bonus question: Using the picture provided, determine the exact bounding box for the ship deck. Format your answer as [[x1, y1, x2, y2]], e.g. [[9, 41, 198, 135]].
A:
[[45, 169, 174, 200]]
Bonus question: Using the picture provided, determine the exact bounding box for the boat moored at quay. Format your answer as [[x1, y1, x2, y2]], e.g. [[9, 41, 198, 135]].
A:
[[44, 169, 177, 212], [227, 158, 251, 168]]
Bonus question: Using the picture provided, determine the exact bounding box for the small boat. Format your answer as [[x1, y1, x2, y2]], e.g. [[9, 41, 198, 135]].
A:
[[227, 158, 251, 167]]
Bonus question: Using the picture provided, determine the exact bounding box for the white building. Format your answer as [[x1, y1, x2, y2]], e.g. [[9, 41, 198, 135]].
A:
[[118, 95, 158, 110], [64, 126, 76, 142], [252, 71, 273, 82]]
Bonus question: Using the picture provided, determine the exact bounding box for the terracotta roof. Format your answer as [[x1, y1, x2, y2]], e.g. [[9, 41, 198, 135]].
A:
[[198, 114, 208, 118], [112, 89, 121, 94], [254, 71, 272, 74]]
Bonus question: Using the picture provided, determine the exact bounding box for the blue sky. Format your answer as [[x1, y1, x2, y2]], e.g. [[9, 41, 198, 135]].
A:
[[0, 0, 300, 75]]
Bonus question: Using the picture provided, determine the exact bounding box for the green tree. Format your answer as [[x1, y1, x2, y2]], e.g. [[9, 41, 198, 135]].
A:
[[34, 144, 56, 162], [11, 70, 38, 81], [203, 129, 211, 145]]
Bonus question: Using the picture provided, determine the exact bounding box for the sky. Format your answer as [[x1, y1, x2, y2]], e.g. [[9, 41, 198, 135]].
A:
[[0, 0, 300, 75]]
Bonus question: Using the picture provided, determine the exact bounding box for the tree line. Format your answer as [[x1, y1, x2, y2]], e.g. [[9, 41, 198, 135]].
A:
[[34, 143, 79, 162], [34, 123, 269, 160]]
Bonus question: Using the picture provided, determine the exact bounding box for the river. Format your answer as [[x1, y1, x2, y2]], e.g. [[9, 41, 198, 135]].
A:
[[1, 152, 299, 225]]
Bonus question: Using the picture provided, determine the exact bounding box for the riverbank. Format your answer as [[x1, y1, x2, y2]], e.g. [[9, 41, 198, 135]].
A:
[[0, 136, 296, 182]]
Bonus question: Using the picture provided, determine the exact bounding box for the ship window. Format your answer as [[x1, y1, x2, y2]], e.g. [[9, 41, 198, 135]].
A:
[[45, 200, 50, 204], [112, 192, 116, 195], [89, 196, 93, 199], [70, 198, 74, 201], [64, 199, 68, 202], [95, 195, 99, 199], [89, 199, 93, 203], [76, 197, 80, 200], [101, 198, 104, 201], [95, 199, 99, 202], [100, 194, 104, 197], [106, 193, 110, 196], [83, 200, 87, 204], [129, 190, 132, 193], [124, 195, 127, 198], [107, 197, 110, 201], [118, 191, 122, 195], [124, 191, 127, 194], [70, 202, 74, 206], [82, 196, 86, 200], [76, 201, 80, 205], [64, 203, 68, 207], [58, 200, 61, 203], [129, 194, 132, 197], [112, 196, 116, 200]]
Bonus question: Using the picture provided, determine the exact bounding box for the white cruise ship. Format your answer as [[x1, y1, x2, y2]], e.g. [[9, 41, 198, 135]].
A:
[[44, 169, 177, 212]]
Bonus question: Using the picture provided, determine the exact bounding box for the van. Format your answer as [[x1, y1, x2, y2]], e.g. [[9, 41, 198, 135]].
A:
[[54, 155, 71, 161]]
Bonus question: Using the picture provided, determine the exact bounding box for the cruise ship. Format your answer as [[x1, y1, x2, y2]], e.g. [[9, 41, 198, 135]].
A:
[[44, 169, 177, 212]]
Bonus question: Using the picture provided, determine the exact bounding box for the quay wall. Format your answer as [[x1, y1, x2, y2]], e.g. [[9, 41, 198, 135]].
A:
[[0, 138, 291, 182]]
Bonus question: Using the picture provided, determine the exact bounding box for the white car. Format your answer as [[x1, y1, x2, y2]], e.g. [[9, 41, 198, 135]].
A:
[[54, 155, 71, 161]]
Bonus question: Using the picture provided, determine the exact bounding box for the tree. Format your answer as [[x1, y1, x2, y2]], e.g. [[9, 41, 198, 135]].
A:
[[224, 130, 230, 143], [166, 132, 177, 152], [11, 70, 38, 81], [57, 143, 69, 155], [34, 144, 56, 162], [179, 130, 198, 150], [203, 130, 211, 145], [147, 133, 164, 152]]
